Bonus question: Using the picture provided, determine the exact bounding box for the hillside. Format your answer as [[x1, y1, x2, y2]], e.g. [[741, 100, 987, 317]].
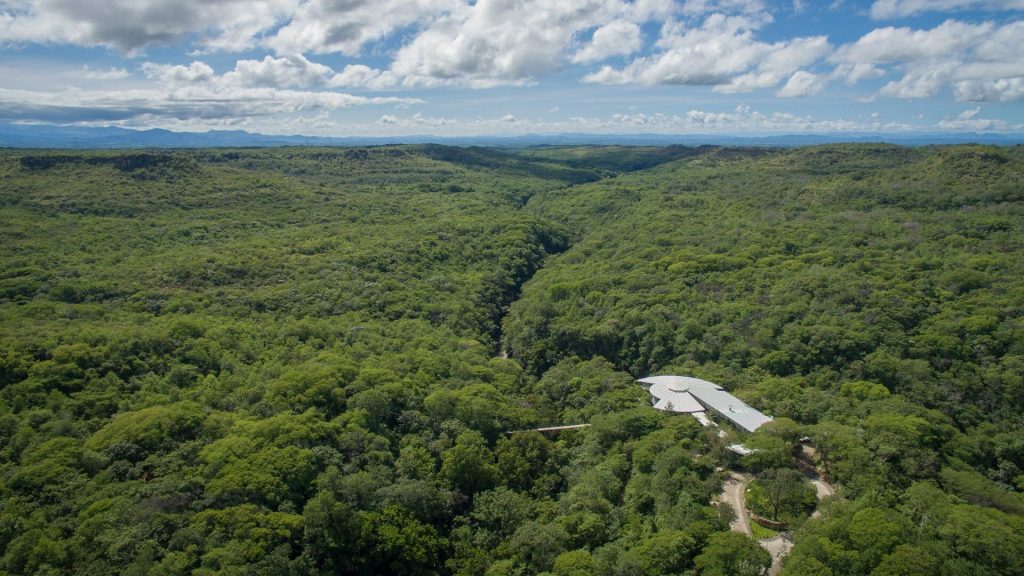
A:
[[0, 145, 1022, 575]]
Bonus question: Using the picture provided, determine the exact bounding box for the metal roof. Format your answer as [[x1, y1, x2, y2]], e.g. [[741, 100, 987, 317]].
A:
[[638, 375, 773, 433]]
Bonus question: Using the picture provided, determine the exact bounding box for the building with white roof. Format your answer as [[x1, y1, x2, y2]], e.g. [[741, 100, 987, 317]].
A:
[[638, 375, 773, 433]]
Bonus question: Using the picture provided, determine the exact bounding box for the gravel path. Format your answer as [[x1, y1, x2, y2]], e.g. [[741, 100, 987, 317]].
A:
[[721, 472, 752, 536], [719, 457, 836, 575], [762, 534, 795, 576]]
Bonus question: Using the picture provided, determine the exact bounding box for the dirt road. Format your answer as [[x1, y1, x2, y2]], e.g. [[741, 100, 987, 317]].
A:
[[721, 472, 752, 536], [762, 534, 794, 576], [719, 464, 835, 575]]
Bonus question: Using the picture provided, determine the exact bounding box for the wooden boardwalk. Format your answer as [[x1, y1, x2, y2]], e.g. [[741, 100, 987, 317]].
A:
[[506, 423, 592, 434]]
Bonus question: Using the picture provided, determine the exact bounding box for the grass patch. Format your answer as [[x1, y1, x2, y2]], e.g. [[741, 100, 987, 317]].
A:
[[751, 521, 781, 540]]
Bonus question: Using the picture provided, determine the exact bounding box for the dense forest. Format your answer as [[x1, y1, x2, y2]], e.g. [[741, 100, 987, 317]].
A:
[[0, 143, 1022, 576]]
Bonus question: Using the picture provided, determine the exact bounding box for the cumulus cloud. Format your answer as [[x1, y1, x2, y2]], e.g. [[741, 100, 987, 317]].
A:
[[834, 20, 991, 63], [0, 0, 833, 92], [390, 0, 622, 87], [0, 0, 678, 77], [4, 0, 1023, 114], [953, 78, 1024, 102], [480, 105, 916, 133], [221, 55, 334, 88], [869, 0, 1024, 20], [0, 85, 420, 124], [376, 111, 456, 127], [327, 65, 399, 90], [80, 66, 131, 80], [937, 106, 1008, 130], [572, 20, 643, 64], [384, 0, 772, 87], [679, 0, 767, 16], [776, 70, 827, 96], [142, 61, 216, 84], [0, 0, 460, 56], [832, 62, 885, 85], [142, 56, 402, 93], [584, 13, 830, 93], [0, 0, 297, 53], [0, 56, 422, 125], [265, 0, 457, 56], [834, 19, 1024, 101]]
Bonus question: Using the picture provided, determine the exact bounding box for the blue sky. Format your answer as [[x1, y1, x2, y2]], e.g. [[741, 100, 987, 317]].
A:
[[1, 0, 1022, 136]]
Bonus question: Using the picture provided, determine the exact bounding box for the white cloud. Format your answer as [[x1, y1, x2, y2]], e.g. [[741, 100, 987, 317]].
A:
[[625, 0, 677, 20], [776, 70, 827, 96], [834, 19, 1024, 101], [142, 61, 216, 84], [585, 13, 830, 93], [222, 55, 334, 88], [869, 0, 1024, 20], [375, 111, 456, 127], [0, 85, 421, 123], [0, 0, 298, 53], [563, 105, 915, 132], [391, 0, 624, 87], [834, 20, 991, 63], [328, 65, 399, 89], [80, 66, 131, 80], [959, 106, 980, 119], [571, 20, 643, 64], [143, 56, 403, 93], [833, 62, 885, 84], [937, 106, 1008, 130], [679, 0, 767, 16], [715, 34, 831, 92], [1, 57, 422, 125], [953, 77, 1024, 102], [877, 62, 956, 98], [265, 0, 457, 56]]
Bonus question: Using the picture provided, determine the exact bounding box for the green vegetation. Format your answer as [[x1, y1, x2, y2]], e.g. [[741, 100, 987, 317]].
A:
[[746, 469, 816, 525], [0, 144, 1022, 575]]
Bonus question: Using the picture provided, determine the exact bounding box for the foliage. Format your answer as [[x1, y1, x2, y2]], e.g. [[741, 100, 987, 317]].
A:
[[747, 468, 817, 524], [0, 144, 1021, 575]]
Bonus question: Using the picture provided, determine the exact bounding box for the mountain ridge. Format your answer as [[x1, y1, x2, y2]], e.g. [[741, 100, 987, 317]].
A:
[[2, 122, 1022, 148]]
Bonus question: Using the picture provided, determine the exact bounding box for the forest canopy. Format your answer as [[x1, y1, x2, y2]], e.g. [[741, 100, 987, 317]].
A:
[[0, 143, 1022, 575]]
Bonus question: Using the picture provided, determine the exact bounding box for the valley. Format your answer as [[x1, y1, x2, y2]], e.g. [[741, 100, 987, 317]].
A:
[[0, 144, 1022, 575]]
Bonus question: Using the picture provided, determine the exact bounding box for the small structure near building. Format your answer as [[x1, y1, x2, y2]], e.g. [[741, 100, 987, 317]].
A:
[[638, 375, 773, 433]]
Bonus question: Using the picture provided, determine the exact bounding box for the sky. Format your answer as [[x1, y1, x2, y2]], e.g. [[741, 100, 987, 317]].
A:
[[1, 0, 1023, 137]]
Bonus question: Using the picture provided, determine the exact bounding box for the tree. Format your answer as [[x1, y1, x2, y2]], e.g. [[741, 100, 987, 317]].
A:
[[693, 531, 771, 576], [616, 529, 699, 576], [845, 507, 911, 573], [872, 545, 939, 576], [359, 506, 447, 576], [301, 490, 358, 574], [496, 431, 557, 492], [508, 521, 569, 573], [552, 549, 594, 576], [470, 487, 534, 544], [442, 430, 498, 496], [748, 468, 815, 523], [780, 554, 833, 576]]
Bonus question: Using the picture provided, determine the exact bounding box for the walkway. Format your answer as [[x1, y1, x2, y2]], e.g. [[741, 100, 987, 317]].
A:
[[504, 423, 592, 434], [718, 450, 836, 575], [721, 472, 752, 536]]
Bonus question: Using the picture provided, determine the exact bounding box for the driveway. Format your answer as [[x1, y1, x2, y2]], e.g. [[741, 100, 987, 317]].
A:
[[721, 472, 752, 536]]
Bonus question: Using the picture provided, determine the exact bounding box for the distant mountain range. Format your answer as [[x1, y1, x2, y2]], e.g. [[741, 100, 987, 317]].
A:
[[2, 122, 1022, 149]]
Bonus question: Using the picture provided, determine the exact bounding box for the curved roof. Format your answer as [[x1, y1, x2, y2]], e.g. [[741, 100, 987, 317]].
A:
[[639, 375, 716, 413], [638, 374, 773, 433]]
